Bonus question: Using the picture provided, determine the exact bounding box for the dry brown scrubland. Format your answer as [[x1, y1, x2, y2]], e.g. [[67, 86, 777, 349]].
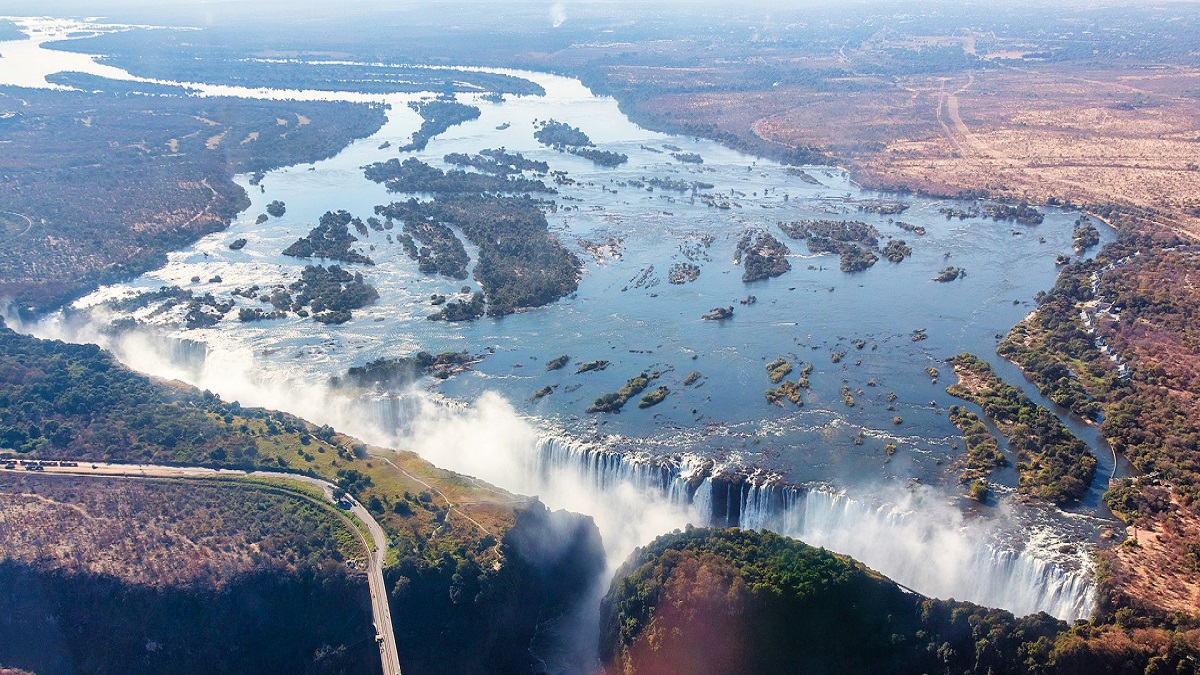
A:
[[742, 66, 1200, 239]]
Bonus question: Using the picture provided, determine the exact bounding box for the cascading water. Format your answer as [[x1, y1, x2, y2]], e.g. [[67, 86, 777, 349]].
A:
[[16, 316, 1098, 622], [526, 434, 1096, 620]]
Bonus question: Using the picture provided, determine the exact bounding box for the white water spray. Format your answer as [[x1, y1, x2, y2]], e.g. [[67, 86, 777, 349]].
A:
[[18, 316, 1095, 620]]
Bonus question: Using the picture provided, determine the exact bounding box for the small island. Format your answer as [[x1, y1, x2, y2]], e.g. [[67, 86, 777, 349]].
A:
[[534, 119, 629, 167], [638, 386, 670, 408], [1073, 216, 1100, 252], [778, 219, 886, 273], [734, 230, 791, 282], [945, 353, 1096, 504], [702, 306, 734, 321], [932, 266, 965, 282], [882, 239, 911, 263], [576, 360, 609, 374], [948, 405, 1008, 484], [765, 357, 793, 383], [765, 380, 802, 406], [398, 99, 481, 152], [335, 350, 476, 389], [282, 210, 374, 265], [588, 373, 655, 413]]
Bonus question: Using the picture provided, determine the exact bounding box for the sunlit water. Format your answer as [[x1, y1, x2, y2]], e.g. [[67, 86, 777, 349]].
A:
[[5, 18, 1117, 620]]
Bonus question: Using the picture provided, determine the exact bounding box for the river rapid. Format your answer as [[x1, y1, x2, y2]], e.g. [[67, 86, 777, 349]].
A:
[[4, 17, 1117, 621]]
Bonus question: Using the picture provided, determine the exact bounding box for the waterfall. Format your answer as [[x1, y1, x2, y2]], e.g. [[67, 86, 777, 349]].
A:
[[19, 307, 1101, 623], [527, 434, 1096, 621]]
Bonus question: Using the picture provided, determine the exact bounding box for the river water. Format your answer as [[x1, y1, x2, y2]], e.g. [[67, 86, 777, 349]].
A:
[[4, 17, 1117, 621]]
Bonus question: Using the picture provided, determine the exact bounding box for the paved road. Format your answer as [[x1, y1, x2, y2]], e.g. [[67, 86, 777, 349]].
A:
[[1, 461, 402, 675]]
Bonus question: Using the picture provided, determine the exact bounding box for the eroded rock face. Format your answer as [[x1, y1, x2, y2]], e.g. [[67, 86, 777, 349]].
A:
[[388, 500, 606, 675]]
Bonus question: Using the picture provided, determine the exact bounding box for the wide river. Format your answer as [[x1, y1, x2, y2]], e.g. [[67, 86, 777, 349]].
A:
[[5, 17, 1118, 621]]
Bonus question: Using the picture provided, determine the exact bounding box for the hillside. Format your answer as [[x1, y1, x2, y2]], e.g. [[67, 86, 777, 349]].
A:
[[601, 528, 1200, 675], [0, 321, 605, 674], [0, 473, 380, 675]]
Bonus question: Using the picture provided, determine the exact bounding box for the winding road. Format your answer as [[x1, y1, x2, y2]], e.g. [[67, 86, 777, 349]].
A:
[[0, 460, 402, 675]]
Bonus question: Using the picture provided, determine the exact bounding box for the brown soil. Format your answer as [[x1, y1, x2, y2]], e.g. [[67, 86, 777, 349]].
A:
[[1108, 501, 1200, 616], [752, 66, 1200, 239]]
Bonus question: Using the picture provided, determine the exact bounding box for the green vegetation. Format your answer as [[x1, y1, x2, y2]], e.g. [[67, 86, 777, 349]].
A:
[[1003, 235, 1200, 513], [444, 148, 549, 175], [546, 355, 570, 371], [576, 360, 609, 374], [949, 405, 1008, 483], [44, 30, 547, 96], [0, 87, 384, 314], [376, 195, 581, 316], [532, 120, 627, 165], [882, 239, 911, 262], [335, 351, 475, 389], [1073, 216, 1100, 252], [289, 265, 379, 324], [765, 380, 803, 406], [933, 266, 965, 282], [778, 219, 879, 248], [946, 354, 1096, 504], [998, 261, 1116, 420], [702, 307, 734, 321], [984, 202, 1044, 225], [894, 221, 927, 236], [667, 263, 699, 287], [671, 152, 703, 164], [968, 478, 991, 503], [734, 230, 791, 282], [569, 147, 629, 167], [477, 146, 548, 173], [238, 307, 286, 322], [399, 99, 481, 152], [0, 318, 606, 675], [778, 219, 882, 273], [589, 373, 654, 413], [644, 177, 713, 192], [857, 199, 909, 215], [638, 387, 670, 408], [400, 219, 470, 280], [0, 473, 364, 580], [282, 210, 374, 265], [925, 366, 940, 382], [601, 527, 1181, 675], [428, 292, 485, 322], [106, 286, 234, 329], [364, 157, 553, 194], [533, 119, 592, 147], [1092, 241, 1200, 508], [797, 363, 814, 388], [765, 357, 793, 383], [839, 246, 879, 272]]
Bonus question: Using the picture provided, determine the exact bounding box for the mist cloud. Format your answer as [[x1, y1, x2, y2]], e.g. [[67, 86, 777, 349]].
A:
[[549, 2, 567, 28]]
